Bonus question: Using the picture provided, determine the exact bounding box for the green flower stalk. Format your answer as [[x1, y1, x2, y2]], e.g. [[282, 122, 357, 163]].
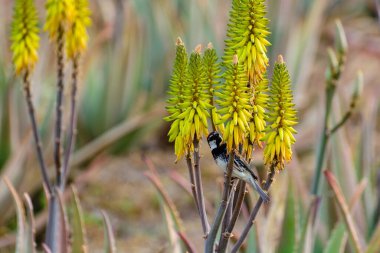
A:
[[216, 55, 252, 151], [263, 56, 297, 169], [203, 43, 224, 133], [243, 76, 269, 159], [66, 0, 91, 59], [10, 0, 40, 75], [224, 0, 270, 85], [165, 38, 189, 159]]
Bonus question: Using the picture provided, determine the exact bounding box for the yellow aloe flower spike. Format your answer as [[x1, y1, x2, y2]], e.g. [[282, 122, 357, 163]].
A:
[[216, 55, 252, 151], [224, 0, 270, 85], [263, 55, 298, 170], [165, 38, 189, 160], [203, 43, 224, 133], [180, 45, 212, 148], [10, 0, 40, 75], [66, 0, 91, 59], [243, 76, 269, 159], [45, 0, 75, 40]]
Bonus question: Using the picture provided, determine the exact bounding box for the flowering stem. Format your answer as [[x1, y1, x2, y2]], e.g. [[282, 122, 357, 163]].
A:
[[193, 140, 210, 237], [311, 85, 334, 195], [231, 163, 276, 253], [328, 89, 359, 135], [61, 55, 79, 190], [55, 25, 65, 187], [217, 180, 246, 253], [23, 72, 52, 194], [186, 153, 199, 212], [205, 151, 235, 253]]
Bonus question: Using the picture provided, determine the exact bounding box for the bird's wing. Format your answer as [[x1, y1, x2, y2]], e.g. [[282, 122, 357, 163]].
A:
[[233, 154, 258, 180]]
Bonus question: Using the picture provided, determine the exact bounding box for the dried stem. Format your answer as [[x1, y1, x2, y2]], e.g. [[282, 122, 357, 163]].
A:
[[205, 151, 235, 253], [61, 55, 79, 190], [193, 140, 210, 237], [55, 25, 65, 186], [231, 163, 276, 253], [23, 72, 52, 194], [178, 231, 197, 253], [217, 180, 246, 253], [186, 153, 199, 212]]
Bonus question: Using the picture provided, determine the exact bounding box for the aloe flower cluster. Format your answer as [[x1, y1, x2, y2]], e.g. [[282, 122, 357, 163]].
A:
[[224, 0, 270, 85], [263, 56, 297, 169], [243, 76, 269, 158], [45, 0, 75, 39], [222, 0, 271, 160], [11, 0, 40, 75], [165, 41, 213, 160], [203, 43, 223, 132], [215, 55, 252, 151], [166, 1, 297, 171], [66, 0, 91, 59]]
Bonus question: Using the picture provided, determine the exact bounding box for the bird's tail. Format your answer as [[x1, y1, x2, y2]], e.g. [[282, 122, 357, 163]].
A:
[[248, 177, 270, 202]]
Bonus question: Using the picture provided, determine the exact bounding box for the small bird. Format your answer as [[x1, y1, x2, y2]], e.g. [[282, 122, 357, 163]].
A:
[[207, 131, 270, 202]]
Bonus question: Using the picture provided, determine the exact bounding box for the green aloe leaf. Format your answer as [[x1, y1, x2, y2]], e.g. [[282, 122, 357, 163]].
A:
[[24, 193, 36, 253], [365, 223, 380, 253], [45, 190, 69, 253], [246, 225, 258, 253], [70, 186, 88, 253], [3, 177, 26, 253], [323, 223, 347, 253], [101, 210, 116, 253], [277, 181, 298, 253]]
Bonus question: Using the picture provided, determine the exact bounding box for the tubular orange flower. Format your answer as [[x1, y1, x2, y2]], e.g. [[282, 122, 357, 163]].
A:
[[10, 0, 40, 75], [66, 0, 91, 59], [224, 0, 270, 85], [215, 55, 252, 151], [263, 56, 298, 169]]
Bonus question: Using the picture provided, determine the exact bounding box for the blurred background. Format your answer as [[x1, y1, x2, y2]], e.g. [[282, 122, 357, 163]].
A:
[[0, 0, 379, 252]]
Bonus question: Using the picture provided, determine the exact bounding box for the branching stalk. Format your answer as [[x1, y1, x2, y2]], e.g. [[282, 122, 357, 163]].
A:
[[55, 25, 65, 186], [217, 180, 246, 253], [193, 140, 210, 237], [61, 55, 79, 190], [205, 151, 235, 253], [231, 163, 276, 253], [328, 91, 359, 135], [23, 72, 52, 194]]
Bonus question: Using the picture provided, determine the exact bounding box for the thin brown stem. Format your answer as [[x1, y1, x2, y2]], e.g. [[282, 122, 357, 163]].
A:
[[23, 72, 52, 194], [218, 180, 236, 250], [205, 151, 235, 253], [231, 163, 276, 253], [186, 153, 199, 212], [194, 140, 210, 237], [177, 231, 197, 253], [61, 56, 79, 190], [218, 180, 246, 253], [55, 25, 65, 186]]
